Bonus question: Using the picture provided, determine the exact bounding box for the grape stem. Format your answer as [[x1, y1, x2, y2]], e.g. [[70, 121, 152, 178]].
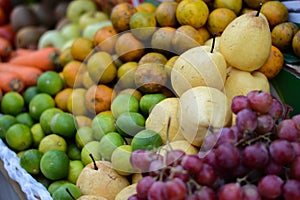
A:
[[235, 131, 273, 147]]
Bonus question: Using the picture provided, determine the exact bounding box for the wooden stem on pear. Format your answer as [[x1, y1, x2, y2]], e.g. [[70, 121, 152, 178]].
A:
[[66, 188, 76, 200], [256, 1, 263, 17], [89, 153, 98, 170], [210, 33, 217, 53]]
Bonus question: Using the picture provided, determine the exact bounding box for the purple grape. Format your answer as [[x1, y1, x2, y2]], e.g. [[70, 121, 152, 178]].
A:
[[283, 179, 300, 200], [268, 97, 284, 120], [195, 186, 217, 200], [170, 165, 189, 182], [149, 159, 165, 176], [255, 114, 275, 134], [257, 175, 283, 199], [291, 142, 300, 156], [247, 90, 273, 114], [277, 119, 300, 142], [236, 109, 258, 133], [200, 150, 218, 170], [269, 139, 295, 165], [128, 194, 139, 200], [215, 143, 240, 170], [242, 184, 261, 200], [218, 183, 244, 200], [136, 176, 155, 200], [165, 149, 185, 166], [292, 114, 300, 131], [201, 132, 218, 151], [242, 143, 269, 169], [130, 149, 153, 172], [231, 95, 251, 114], [195, 163, 217, 187], [290, 156, 300, 180], [231, 162, 249, 179], [216, 127, 239, 146], [148, 181, 167, 200], [181, 154, 203, 175], [264, 159, 284, 176], [230, 125, 243, 141], [165, 178, 187, 200]]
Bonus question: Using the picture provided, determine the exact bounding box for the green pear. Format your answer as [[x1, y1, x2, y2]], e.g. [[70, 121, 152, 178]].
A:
[[219, 11, 272, 72]]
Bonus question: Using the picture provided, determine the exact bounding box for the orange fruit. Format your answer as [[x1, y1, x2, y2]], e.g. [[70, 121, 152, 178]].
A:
[[136, 2, 157, 13], [258, 45, 284, 79], [85, 84, 114, 115], [75, 115, 92, 129], [62, 60, 86, 88], [58, 47, 73, 67], [261, 1, 289, 28], [70, 37, 94, 62], [155, 1, 178, 27], [54, 88, 73, 112], [93, 26, 118, 54], [244, 0, 270, 9], [198, 26, 211, 43], [151, 27, 176, 54], [110, 2, 137, 33]]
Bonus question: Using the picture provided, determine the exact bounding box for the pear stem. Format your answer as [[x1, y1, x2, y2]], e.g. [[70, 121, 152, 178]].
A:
[[66, 188, 76, 200], [165, 116, 171, 146], [210, 33, 217, 53], [89, 153, 98, 170], [256, 1, 263, 17]]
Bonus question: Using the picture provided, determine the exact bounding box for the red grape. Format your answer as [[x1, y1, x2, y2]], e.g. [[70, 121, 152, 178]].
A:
[[200, 150, 218, 170], [165, 149, 185, 166], [242, 184, 261, 200], [216, 127, 239, 146], [130, 149, 153, 172], [165, 178, 187, 200], [268, 97, 284, 120], [215, 143, 240, 170], [292, 114, 300, 131], [181, 154, 203, 175], [242, 143, 269, 169], [291, 142, 300, 156], [277, 119, 300, 142], [263, 159, 284, 176], [231, 95, 251, 114], [136, 176, 155, 200], [283, 179, 300, 200], [148, 181, 168, 200], [195, 163, 217, 187], [247, 90, 273, 114], [257, 175, 283, 199], [236, 109, 258, 133], [195, 186, 217, 200], [149, 159, 165, 176], [201, 132, 218, 151], [255, 114, 275, 134], [218, 183, 244, 200], [269, 139, 295, 165], [290, 156, 300, 180], [170, 165, 189, 182]]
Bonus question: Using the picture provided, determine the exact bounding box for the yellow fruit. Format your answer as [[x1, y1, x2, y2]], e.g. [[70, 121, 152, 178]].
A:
[[293, 30, 300, 58], [155, 1, 178, 27], [261, 1, 289, 28], [38, 134, 67, 153], [213, 0, 242, 15], [271, 22, 299, 51]]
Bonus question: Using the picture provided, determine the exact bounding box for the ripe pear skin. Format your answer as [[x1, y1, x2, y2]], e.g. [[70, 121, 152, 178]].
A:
[[219, 11, 272, 72]]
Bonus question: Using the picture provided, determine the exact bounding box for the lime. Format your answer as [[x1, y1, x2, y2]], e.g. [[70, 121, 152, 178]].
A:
[[30, 123, 45, 148], [17, 151, 25, 158], [48, 180, 71, 195], [111, 145, 135, 176], [52, 183, 82, 200], [35, 174, 52, 188], [0, 114, 17, 139], [16, 112, 35, 127], [20, 149, 43, 175], [75, 126, 94, 149], [67, 160, 84, 184], [5, 123, 32, 151], [38, 134, 67, 153], [115, 112, 145, 138], [67, 142, 81, 160], [91, 113, 116, 140], [99, 132, 125, 161], [50, 112, 77, 138], [40, 149, 70, 180], [29, 93, 55, 120], [111, 93, 139, 118], [81, 141, 101, 166], [131, 129, 163, 151], [1, 92, 24, 116], [23, 86, 39, 105], [39, 107, 63, 134], [139, 93, 167, 116], [37, 71, 64, 96]]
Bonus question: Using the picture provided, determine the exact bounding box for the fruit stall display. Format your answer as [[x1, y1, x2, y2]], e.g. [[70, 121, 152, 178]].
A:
[[0, 0, 300, 199]]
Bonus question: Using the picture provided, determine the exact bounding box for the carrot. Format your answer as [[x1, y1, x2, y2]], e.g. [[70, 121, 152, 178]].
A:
[[7, 48, 35, 61], [0, 70, 24, 93], [8, 47, 60, 71], [0, 63, 43, 87]]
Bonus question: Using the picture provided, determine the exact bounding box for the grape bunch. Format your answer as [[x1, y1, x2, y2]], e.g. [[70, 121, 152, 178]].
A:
[[129, 90, 300, 200]]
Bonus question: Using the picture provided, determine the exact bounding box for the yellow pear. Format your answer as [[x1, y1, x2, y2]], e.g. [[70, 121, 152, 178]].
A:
[[224, 67, 270, 103], [171, 45, 227, 96], [178, 86, 232, 147], [219, 11, 272, 72]]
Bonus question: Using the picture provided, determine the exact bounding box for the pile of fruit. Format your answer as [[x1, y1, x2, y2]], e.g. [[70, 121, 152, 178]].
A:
[[0, 0, 300, 199]]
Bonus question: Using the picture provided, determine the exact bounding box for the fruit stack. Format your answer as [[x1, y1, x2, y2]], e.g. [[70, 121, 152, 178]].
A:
[[0, 0, 299, 200]]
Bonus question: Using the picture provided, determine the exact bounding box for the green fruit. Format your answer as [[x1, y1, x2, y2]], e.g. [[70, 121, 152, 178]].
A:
[[115, 112, 145, 138], [139, 93, 166, 116], [99, 132, 125, 161]]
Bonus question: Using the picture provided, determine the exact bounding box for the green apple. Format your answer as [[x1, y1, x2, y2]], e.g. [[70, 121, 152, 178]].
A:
[[38, 30, 67, 50], [82, 20, 112, 40], [79, 11, 109, 31], [66, 0, 97, 23], [60, 23, 81, 40]]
